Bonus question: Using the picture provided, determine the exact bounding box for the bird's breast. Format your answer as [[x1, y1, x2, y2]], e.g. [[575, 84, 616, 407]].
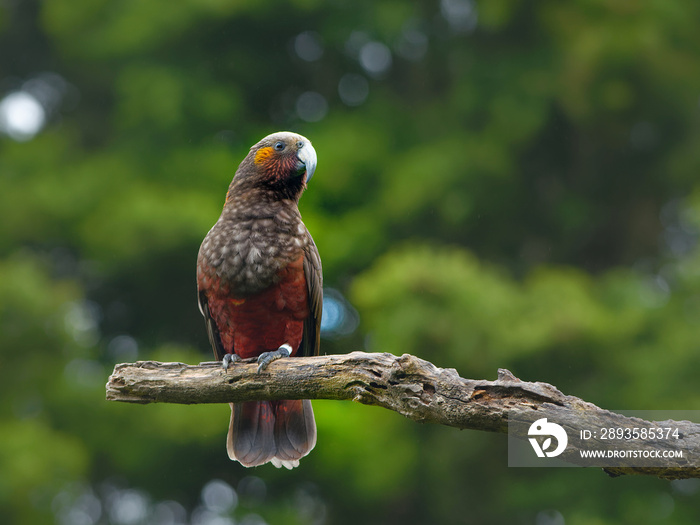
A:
[[197, 212, 308, 297]]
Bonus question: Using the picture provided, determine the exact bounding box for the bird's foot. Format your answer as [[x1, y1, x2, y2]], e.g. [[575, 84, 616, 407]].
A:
[[222, 353, 241, 370], [257, 344, 292, 373]]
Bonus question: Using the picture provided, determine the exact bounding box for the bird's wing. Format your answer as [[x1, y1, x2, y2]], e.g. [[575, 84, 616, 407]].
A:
[[198, 289, 227, 362], [300, 233, 322, 357]]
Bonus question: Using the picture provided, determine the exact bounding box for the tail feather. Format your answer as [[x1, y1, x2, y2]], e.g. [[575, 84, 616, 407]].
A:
[[227, 400, 316, 469], [227, 401, 276, 467], [271, 399, 317, 469]]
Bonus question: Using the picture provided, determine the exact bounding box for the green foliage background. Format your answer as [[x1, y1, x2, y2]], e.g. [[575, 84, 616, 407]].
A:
[[1, 0, 700, 524]]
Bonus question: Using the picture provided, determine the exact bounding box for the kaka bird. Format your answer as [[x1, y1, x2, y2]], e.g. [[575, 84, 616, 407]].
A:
[[196, 131, 322, 469]]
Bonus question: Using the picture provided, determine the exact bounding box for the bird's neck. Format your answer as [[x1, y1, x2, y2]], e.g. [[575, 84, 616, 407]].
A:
[[225, 180, 304, 209], [221, 189, 301, 224]]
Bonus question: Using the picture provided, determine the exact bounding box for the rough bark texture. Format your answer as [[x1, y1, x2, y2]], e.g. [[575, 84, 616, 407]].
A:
[[106, 351, 700, 480]]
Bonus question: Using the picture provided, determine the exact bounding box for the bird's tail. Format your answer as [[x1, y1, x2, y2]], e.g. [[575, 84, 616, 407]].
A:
[[226, 400, 316, 469]]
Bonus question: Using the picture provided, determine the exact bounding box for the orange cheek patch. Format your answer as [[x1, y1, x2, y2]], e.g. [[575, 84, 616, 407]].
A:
[[254, 147, 274, 165], [230, 298, 246, 306]]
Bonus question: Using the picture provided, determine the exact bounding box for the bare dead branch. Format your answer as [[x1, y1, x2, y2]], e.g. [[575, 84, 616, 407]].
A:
[[106, 351, 700, 480]]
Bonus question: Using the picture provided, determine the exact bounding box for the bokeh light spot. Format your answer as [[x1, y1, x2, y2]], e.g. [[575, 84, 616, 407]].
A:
[[296, 91, 328, 122], [107, 489, 149, 525], [107, 335, 139, 362], [396, 28, 428, 61], [201, 479, 237, 514], [237, 476, 267, 507], [535, 509, 565, 525], [440, 0, 478, 33], [294, 31, 324, 62], [338, 74, 369, 107], [151, 500, 187, 525], [321, 288, 360, 338], [0, 91, 46, 141], [359, 41, 392, 77]]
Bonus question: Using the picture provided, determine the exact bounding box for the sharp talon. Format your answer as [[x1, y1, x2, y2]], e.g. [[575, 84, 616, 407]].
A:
[[222, 353, 241, 370], [257, 344, 292, 373]]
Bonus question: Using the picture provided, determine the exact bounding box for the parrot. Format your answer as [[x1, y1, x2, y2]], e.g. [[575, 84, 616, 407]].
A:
[[196, 131, 322, 469]]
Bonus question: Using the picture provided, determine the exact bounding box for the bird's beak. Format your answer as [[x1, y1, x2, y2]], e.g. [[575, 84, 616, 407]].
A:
[[296, 140, 317, 183]]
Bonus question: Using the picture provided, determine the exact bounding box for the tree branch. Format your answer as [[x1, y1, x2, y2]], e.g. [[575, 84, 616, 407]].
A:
[[106, 351, 700, 480]]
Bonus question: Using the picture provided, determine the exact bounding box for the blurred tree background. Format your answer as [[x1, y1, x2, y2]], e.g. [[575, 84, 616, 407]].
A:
[[1, 0, 700, 523]]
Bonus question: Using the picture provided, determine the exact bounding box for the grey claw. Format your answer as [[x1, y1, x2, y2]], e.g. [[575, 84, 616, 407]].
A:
[[222, 353, 241, 370], [257, 344, 292, 373]]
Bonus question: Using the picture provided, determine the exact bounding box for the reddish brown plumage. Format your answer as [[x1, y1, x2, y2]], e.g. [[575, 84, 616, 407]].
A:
[[202, 255, 309, 359], [196, 132, 321, 469]]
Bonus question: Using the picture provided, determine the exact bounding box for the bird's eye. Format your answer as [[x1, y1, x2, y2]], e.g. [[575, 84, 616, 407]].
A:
[[296, 140, 304, 149], [274, 141, 285, 151]]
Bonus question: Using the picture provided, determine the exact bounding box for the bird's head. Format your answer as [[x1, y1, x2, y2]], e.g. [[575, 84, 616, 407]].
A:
[[229, 131, 317, 201]]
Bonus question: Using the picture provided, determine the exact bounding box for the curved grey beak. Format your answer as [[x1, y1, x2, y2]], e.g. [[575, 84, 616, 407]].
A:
[[297, 140, 317, 183]]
